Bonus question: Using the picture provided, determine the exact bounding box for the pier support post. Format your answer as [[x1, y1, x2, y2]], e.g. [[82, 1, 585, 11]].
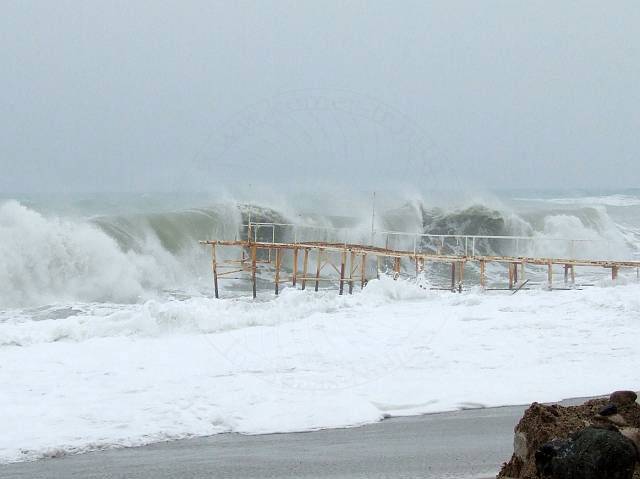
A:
[[349, 251, 356, 294], [211, 244, 219, 299], [480, 260, 486, 289], [513, 262, 518, 284], [458, 261, 464, 292], [274, 248, 281, 295], [520, 261, 526, 282], [315, 249, 322, 292], [292, 247, 298, 286], [508, 263, 514, 290], [564, 264, 569, 285], [547, 261, 553, 290], [571, 265, 575, 284], [450, 262, 456, 292], [361, 254, 367, 288], [251, 245, 257, 299], [301, 248, 309, 290], [339, 251, 346, 295], [394, 257, 401, 280], [612, 265, 619, 281]]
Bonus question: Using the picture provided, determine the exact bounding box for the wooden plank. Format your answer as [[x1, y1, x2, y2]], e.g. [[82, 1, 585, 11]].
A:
[[212, 244, 219, 299], [349, 251, 356, 294], [315, 249, 322, 292], [251, 244, 257, 299], [508, 263, 514, 290], [450, 262, 456, 291], [339, 250, 346, 295], [301, 248, 309, 290], [512, 279, 530, 295], [292, 247, 298, 286], [275, 248, 282, 295]]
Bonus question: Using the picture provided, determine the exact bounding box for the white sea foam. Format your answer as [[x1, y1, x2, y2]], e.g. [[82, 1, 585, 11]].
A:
[[517, 194, 640, 207], [2, 278, 640, 463], [2, 195, 640, 464]]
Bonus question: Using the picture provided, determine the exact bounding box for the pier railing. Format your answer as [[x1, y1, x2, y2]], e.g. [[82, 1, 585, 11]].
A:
[[243, 222, 623, 262], [201, 222, 640, 298]]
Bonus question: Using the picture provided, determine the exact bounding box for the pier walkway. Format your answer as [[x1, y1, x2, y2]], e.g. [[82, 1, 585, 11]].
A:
[[201, 222, 640, 298]]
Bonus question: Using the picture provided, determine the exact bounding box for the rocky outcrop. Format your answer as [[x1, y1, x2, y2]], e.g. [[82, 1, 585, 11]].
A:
[[535, 426, 636, 479], [497, 390, 640, 479]]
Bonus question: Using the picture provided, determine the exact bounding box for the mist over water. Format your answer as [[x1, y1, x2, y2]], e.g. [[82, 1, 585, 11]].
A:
[[1, 188, 639, 309]]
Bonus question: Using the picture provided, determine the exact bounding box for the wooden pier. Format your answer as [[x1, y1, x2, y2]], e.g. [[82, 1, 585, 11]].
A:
[[200, 223, 640, 298]]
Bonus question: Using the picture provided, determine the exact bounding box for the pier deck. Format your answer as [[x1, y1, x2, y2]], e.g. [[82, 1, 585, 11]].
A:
[[200, 223, 640, 298]]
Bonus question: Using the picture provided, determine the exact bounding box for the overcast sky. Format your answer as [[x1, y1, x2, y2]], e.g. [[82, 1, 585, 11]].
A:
[[1, 1, 638, 193]]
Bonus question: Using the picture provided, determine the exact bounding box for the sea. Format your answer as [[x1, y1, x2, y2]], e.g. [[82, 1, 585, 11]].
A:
[[1, 188, 639, 463]]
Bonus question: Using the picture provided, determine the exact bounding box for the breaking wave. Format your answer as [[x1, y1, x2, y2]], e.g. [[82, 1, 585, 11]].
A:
[[0, 194, 637, 308]]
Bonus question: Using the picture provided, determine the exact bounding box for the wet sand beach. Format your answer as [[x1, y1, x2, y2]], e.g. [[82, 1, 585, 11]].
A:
[[0, 404, 525, 479]]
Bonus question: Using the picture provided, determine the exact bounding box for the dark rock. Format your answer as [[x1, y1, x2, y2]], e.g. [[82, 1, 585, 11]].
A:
[[599, 403, 618, 416], [535, 440, 565, 477], [535, 426, 636, 479], [610, 390, 638, 407], [621, 428, 640, 459]]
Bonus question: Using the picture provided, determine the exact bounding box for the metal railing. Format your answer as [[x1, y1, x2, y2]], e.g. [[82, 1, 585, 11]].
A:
[[241, 222, 625, 262]]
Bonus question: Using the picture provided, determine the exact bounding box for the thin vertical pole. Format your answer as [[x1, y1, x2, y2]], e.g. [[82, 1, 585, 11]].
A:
[[480, 260, 486, 289], [376, 256, 380, 279], [292, 247, 298, 286], [212, 244, 219, 299], [349, 251, 356, 294], [513, 261, 517, 284], [361, 254, 367, 288], [450, 262, 456, 291], [394, 257, 401, 280], [274, 248, 281, 295], [571, 265, 575, 284], [520, 261, 525, 282], [315, 249, 322, 292], [301, 248, 309, 290], [547, 261, 553, 290], [251, 245, 257, 299], [458, 261, 464, 291], [564, 264, 569, 285], [339, 250, 346, 295], [508, 263, 514, 290]]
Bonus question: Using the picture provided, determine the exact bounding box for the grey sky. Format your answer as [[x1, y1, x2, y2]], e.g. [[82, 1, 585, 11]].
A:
[[1, 1, 638, 193]]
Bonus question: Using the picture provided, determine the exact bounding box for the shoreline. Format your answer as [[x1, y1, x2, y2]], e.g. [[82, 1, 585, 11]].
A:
[[1, 396, 605, 479]]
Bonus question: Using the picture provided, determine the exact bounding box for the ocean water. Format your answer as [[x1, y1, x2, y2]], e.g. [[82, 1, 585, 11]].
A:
[[1, 189, 640, 463]]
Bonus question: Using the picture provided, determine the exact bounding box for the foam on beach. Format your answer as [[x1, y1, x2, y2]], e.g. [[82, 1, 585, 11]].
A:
[[1, 278, 640, 463]]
